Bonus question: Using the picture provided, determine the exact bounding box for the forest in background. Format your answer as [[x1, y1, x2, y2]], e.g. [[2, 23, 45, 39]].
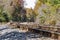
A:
[[0, 0, 60, 26]]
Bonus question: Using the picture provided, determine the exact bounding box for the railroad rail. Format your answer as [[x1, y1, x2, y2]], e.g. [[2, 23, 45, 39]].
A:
[[9, 22, 60, 40]]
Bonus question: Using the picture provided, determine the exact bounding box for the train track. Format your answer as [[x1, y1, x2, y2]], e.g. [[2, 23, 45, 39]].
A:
[[8, 22, 60, 40]]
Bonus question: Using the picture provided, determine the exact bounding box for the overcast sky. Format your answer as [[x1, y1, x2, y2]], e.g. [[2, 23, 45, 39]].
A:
[[24, 0, 37, 9]]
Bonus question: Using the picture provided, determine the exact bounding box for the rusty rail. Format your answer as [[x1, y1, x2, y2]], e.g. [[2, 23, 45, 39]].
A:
[[8, 22, 60, 40]]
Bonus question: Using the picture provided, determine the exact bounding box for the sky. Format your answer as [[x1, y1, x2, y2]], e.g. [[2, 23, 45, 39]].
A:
[[24, 0, 37, 9]]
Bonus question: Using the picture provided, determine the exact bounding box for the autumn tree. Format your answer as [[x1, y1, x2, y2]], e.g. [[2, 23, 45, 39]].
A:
[[35, 0, 60, 26], [12, 0, 27, 22]]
